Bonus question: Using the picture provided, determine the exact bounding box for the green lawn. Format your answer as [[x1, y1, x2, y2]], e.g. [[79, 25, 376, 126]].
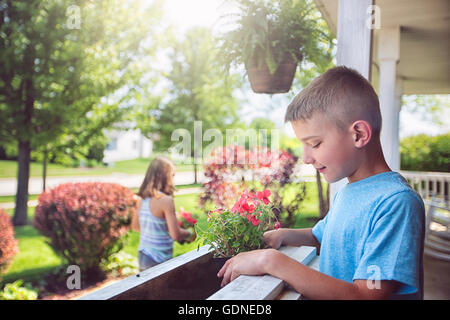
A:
[[0, 157, 196, 179], [1, 183, 322, 290]]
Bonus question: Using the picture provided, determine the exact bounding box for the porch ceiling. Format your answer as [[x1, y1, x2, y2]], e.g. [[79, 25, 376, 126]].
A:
[[314, 0, 450, 94]]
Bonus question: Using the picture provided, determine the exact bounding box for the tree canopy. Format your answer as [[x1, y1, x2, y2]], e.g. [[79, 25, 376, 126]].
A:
[[0, 0, 163, 225]]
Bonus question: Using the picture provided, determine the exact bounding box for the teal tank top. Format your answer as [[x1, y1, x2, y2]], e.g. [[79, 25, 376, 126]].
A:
[[138, 198, 173, 263]]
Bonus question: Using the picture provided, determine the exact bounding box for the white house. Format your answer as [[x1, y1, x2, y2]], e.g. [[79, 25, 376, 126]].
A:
[[103, 124, 153, 164]]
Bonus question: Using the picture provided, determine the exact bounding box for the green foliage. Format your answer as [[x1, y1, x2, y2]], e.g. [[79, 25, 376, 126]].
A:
[[219, 0, 334, 74], [197, 190, 279, 258], [0, 0, 164, 223], [279, 133, 302, 158], [0, 280, 38, 300], [100, 251, 139, 277], [151, 27, 242, 153], [400, 133, 450, 172], [246, 117, 276, 149], [402, 95, 450, 127]]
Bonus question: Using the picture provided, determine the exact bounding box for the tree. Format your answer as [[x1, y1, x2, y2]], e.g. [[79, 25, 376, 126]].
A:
[[401, 94, 450, 128], [248, 117, 276, 149], [0, 0, 163, 225], [400, 133, 450, 172], [151, 27, 243, 183]]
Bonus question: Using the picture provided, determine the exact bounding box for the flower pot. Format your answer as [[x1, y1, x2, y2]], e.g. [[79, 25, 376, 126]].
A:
[[246, 53, 297, 94]]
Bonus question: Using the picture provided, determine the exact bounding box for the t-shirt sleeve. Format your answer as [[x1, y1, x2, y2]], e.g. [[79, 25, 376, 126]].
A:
[[312, 212, 329, 244], [312, 190, 339, 244], [353, 191, 425, 296]]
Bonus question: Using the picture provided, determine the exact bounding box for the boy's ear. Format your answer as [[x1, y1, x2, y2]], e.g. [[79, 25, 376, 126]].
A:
[[350, 120, 372, 148]]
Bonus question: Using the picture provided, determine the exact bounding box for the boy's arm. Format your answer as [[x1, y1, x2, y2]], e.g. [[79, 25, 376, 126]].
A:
[[265, 249, 400, 299], [218, 249, 399, 299], [264, 228, 321, 253]]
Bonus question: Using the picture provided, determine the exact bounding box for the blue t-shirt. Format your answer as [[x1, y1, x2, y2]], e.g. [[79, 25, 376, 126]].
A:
[[312, 171, 425, 299]]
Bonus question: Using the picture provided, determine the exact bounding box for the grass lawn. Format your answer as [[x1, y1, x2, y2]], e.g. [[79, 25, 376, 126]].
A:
[[1, 182, 322, 290], [0, 157, 196, 179]]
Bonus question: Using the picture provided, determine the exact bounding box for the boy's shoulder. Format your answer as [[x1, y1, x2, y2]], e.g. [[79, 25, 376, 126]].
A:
[[340, 171, 424, 214], [350, 171, 418, 198], [374, 171, 416, 194], [365, 172, 425, 221]]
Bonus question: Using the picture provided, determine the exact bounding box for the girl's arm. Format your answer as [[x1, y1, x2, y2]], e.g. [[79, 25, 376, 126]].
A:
[[131, 196, 142, 232], [162, 196, 191, 242]]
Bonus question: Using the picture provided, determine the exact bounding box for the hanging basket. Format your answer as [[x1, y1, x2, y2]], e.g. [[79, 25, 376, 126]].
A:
[[246, 53, 298, 94]]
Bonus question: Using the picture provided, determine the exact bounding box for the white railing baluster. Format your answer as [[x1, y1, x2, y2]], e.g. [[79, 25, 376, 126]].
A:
[[400, 171, 449, 207]]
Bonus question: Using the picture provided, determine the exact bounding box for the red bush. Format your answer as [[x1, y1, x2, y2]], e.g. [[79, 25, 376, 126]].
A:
[[34, 182, 137, 273], [0, 209, 19, 275]]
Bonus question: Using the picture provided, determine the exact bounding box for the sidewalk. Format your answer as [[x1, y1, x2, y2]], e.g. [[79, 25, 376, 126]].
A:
[[0, 164, 317, 197], [0, 171, 205, 197], [0, 187, 203, 210]]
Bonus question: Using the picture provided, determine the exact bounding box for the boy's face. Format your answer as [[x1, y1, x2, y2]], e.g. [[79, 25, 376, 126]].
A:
[[291, 115, 359, 183]]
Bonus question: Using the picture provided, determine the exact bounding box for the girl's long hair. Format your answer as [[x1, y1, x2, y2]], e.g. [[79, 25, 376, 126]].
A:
[[138, 156, 176, 199]]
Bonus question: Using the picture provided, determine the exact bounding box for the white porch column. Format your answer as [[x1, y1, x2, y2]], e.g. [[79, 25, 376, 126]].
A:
[[393, 78, 403, 170], [330, 0, 374, 204], [378, 26, 401, 171]]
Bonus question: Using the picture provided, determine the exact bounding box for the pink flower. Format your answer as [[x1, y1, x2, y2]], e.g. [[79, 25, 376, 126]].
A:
[[251, 216, 260, 226], [274, 221, 281, 229], [242, 202, 255, 213], [257, 189, 271, 205]]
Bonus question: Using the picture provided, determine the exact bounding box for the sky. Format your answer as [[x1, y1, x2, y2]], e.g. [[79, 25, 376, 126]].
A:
[[162, 0, 449, 139]]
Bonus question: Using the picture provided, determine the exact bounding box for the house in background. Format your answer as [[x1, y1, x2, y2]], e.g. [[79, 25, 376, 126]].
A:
[[103, 123, 153, 165]]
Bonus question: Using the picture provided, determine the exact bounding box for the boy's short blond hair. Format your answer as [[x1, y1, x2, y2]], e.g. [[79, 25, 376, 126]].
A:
[[285, 66, 382, 138]]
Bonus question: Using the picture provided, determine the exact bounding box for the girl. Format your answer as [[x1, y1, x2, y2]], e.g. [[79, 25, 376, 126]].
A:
[[132, 156, 191, 271]]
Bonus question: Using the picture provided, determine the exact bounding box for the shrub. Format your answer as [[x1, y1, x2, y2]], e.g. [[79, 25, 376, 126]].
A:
[[0, 209, 19, 276], [34, 182, 137, 275], [400, 133, 450, 172], [100, 251, 139, 277], [0, 280, 38, 300]]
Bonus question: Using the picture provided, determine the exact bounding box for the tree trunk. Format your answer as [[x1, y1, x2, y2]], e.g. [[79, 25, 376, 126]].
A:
[[13, 67, 34, 226], [13, 140, 31, 226], [43, 148, 47, 192], [193, 162, 198, 184], [316, 169, 329, 219]]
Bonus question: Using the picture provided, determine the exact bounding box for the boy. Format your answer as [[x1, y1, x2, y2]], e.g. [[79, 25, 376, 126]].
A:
[[217, 66, 425, 299]]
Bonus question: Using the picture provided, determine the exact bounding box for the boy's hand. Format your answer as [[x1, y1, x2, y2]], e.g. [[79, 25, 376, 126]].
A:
[[263, 229, 285, 249], [217, 249, 274, 287]]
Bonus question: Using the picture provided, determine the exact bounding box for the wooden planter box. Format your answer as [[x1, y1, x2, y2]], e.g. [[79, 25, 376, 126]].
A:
[[79, 245, 318, 300]]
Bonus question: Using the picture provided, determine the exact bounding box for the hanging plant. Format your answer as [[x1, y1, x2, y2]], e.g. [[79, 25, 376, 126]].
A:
[[219, 0, 332, 93]]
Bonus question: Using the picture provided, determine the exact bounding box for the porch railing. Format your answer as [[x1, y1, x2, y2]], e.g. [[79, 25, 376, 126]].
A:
[[400, 171, 449, 206]]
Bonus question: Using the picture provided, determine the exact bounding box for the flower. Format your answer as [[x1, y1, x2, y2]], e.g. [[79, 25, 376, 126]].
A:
[[274, 221, 281, 229], [256, 189, 271, 205], [177, 207, 197, 228], [197, 189, 280, 258], [250, 215, 260, 226]]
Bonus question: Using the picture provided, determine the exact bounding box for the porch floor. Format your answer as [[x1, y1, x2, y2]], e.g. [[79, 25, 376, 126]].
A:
[[423, 254, 450, 299]]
